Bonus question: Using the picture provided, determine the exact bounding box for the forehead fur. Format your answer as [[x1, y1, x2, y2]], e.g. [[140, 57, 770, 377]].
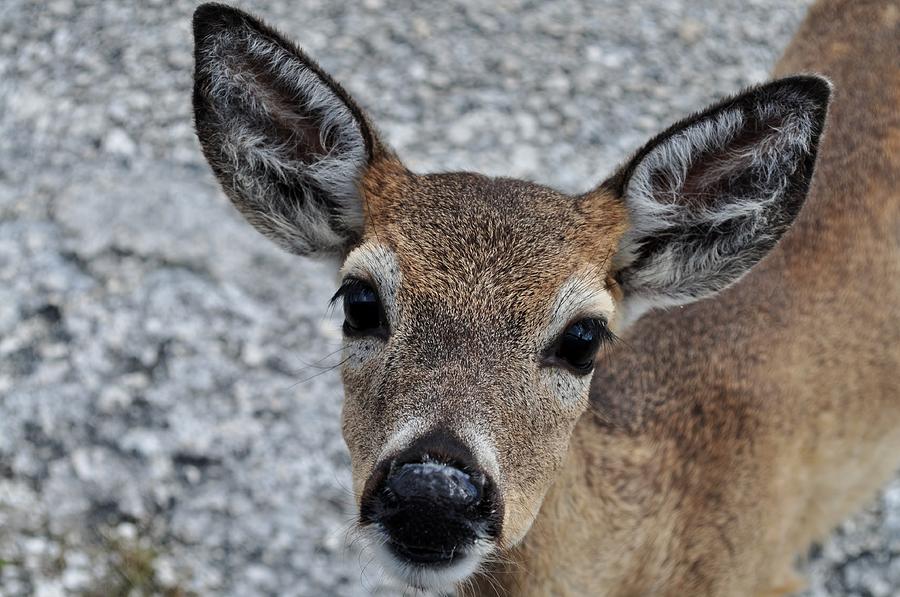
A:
[[359, 157, 627, 321]]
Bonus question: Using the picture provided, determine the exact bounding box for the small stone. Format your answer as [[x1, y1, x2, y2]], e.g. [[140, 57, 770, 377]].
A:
[[411, 17, 431, 38], [102, 128, 136, 157], [61, 567, 92, 591], [48, 0, 74, 16], [447, 121, 475, 145], [509, 145, 540, 176], [242, 342, 266, 367], [22, 536, 48, 556], [154, 555, 178, 587], [115, 522, 138, 542], [544, 73, 570, 94], [34, 579, 65, 597], [514, 112, 539, 140], [66, 551, 90, 569], [184, 465, 201, 485], [678, 19, 706, 44], [322, 525, 344, 554], [97, 386, 132, 413], [245, 564, 278, 590], [70, 449, 95, 481], [120, 429, 163, 457], [107, 100, 129, 123]]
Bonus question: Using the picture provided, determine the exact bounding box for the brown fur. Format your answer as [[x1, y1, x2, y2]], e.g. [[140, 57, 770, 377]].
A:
[[464, 1, 900, 595]]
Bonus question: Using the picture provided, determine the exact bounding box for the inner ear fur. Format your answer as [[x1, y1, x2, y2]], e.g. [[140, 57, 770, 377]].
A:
[[193, 3, 387, 258], [597, 75, 831, 324]]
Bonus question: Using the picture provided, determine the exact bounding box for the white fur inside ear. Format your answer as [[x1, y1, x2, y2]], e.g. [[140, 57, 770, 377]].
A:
[[197, 25, 367, 256], [613, 86, 822, 326]]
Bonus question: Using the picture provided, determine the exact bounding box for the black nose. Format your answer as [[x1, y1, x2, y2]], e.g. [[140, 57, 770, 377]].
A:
[[376, 461, 493, 564], [359, 430, 503, 566], [388, 462, 481, 507]]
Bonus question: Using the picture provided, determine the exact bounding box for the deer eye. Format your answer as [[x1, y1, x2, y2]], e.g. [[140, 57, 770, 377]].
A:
[[553, 318, 610, 374], [335, 279, 386, 337]]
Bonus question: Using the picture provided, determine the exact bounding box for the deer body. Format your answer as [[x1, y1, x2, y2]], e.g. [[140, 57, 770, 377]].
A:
[[477, 2, 900, 595], [191, 1, 899, 595]]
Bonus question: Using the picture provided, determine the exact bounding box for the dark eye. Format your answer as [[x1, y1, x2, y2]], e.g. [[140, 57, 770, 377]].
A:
[[553, 318, 609, 373], [338, 279, 386, 337]]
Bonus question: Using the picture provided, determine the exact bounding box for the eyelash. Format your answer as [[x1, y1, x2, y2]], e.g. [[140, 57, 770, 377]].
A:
[[330, 277, 371, 306], [543, 316, 617, 373]]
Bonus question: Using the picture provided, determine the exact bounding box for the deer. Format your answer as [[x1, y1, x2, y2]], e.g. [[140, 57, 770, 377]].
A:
[[190, 1, 900, 595]]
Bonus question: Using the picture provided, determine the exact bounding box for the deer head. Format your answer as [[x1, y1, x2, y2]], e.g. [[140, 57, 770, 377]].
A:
[[192, 3, 829, 590]]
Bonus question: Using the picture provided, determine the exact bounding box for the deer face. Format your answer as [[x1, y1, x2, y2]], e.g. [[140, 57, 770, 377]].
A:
[[192, 4, 829, 591], [339, 170, 627, 584]]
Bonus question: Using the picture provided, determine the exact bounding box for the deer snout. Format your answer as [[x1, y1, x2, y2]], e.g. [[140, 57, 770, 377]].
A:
[[388, 462, 482, 508], [380, 462, 489, 564], [359, 430, 503, 567]]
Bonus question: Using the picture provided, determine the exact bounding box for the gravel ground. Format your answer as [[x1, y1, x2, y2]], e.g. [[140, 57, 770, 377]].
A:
[[1, 0, 898, 595]]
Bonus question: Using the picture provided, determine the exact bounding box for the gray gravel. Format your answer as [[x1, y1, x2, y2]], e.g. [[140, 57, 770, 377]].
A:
[[1, 0, 898, 595]]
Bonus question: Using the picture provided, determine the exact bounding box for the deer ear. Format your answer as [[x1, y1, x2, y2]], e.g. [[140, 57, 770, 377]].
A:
[[192, 3, 382, 258], [603, 76, 831, 325]]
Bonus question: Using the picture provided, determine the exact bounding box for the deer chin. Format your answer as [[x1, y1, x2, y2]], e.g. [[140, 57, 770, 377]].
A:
[[361, 524, 495, 591]]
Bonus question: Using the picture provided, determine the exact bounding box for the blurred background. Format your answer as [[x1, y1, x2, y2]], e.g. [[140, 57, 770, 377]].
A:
[[1, 0, 898, 595]]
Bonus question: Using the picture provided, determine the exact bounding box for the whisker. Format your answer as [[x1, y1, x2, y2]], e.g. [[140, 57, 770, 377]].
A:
[[284, 356, 349, 389]]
